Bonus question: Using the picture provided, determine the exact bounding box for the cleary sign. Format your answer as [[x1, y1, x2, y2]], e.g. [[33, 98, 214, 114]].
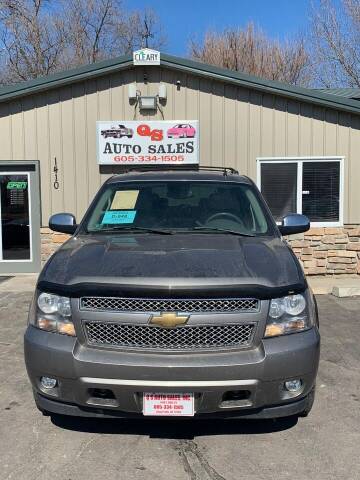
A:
[[133, 48, 160, 65], [97, 120, 199, 165]]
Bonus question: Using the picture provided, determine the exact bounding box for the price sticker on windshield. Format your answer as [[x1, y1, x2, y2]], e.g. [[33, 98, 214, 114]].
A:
[[110, 190, 139, 210], [101, 210, 136, 224]]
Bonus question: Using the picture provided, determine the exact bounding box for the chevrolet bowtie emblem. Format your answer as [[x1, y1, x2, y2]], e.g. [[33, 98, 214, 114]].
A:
[[150, 312, 189, 328]]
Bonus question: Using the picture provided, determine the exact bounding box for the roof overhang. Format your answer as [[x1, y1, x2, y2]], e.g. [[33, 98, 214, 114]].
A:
[[0, 52, 359, 115]]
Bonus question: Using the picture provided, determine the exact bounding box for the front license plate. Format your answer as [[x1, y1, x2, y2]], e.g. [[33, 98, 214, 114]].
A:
[[143, 392, 194, 416]]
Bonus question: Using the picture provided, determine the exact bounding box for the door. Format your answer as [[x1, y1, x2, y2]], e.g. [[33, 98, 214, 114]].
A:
[[0, 161, 41, 274]]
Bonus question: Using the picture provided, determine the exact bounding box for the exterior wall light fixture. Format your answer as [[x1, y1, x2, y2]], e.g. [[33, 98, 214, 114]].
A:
[[128, 83, 167, 112], [138, 96, 157, 110]]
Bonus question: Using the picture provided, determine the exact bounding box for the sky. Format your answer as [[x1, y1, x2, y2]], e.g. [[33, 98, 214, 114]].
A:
[[127, 0, 312, 56]]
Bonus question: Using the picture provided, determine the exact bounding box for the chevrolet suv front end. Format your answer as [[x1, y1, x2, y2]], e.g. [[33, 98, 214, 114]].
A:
[[25, 168, 320, 419]]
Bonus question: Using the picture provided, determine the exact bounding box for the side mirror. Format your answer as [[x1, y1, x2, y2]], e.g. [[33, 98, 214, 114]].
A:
[[278, 214, 310, 236], [49, 213, 77, 234]]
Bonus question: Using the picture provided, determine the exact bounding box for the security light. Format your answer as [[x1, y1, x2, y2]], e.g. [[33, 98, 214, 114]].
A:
[[128, 83, 137, 100], [158, 83, 167, 100], [128, 83, 158, 110], [139, 96, 157, 110]]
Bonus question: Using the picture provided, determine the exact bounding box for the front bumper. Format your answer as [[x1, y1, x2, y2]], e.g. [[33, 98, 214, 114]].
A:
[[24, 325, 320, 418], [34, 390, 314, 419]]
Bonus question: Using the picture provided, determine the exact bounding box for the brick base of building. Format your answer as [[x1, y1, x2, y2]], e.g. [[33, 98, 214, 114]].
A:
[[40, 226, 360, 276], [286, 225, 360, 275], [40, 228, 71, 265]]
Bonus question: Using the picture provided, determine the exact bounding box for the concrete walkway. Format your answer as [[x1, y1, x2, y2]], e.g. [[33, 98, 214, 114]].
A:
[[0, 274, 38, 293], [308, 276, 360, 296], [0, 273, 359, 297]]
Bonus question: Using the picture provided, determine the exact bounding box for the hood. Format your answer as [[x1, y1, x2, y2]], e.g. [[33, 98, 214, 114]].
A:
[[38, 233, 305, 298]]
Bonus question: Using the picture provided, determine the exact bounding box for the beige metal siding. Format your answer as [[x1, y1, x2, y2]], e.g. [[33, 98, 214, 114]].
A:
[[349, 115, 360, 219], [0, 66, 359, 224]]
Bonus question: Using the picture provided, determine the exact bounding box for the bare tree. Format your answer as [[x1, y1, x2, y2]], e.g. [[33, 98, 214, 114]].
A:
[[0, 0, 66, 82], [61, 0, 117, 66], [0, 0, 165, 83], [61, 2, 165, 67], [112, 9, 166, 54], [190, 23, 312, 86], [310, 0, 360, 87]]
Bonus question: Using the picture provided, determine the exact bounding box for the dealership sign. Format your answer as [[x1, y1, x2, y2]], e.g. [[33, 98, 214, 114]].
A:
[[96, 120, 199, 165], [133, 48, 160, 65]]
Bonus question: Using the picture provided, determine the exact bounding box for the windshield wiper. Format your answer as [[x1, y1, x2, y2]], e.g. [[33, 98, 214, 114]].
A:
[[192, 226, 255, 237], [91, 226, 173, 235]]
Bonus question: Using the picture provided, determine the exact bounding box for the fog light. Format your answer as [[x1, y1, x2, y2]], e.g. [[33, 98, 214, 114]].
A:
[[284, 379, 302, 392], [40, 376, 57, 389]]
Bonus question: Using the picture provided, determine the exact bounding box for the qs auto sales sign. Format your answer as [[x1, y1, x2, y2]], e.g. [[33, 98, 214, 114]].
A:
[[96, 120, 199, 165]]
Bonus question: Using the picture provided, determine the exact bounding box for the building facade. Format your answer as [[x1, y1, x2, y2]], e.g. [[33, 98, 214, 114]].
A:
[[0, 52, 360, 275]]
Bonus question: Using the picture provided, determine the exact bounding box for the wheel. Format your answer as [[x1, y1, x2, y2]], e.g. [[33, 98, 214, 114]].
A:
[[299, 387, 316, 417]]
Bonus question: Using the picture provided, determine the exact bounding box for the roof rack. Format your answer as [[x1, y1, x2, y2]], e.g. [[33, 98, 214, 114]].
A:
[[119, 165, 239, 176], [197, 166, 239, 176]]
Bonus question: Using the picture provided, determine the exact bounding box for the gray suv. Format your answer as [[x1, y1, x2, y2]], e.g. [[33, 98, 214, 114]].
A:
[[24, 167, 320, 419]]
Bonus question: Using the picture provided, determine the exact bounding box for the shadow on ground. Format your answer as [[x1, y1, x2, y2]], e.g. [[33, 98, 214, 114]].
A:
[[50, 414, 298, 439], [0, 276, 12, 284]]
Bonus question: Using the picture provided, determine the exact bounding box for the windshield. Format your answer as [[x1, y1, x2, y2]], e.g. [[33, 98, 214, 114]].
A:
[[84, 181, 272, 235]]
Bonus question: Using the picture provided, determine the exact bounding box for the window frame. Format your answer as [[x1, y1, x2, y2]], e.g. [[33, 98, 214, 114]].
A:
[[256, 156, 345, 227], [0, 172, 32, 262]]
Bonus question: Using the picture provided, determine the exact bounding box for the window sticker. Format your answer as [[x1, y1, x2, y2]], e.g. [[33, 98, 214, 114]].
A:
[[102, 210, 136, 224], [110, 190, 139, 210]]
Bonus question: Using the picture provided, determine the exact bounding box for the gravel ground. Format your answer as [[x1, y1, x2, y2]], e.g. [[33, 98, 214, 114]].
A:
[[0, 292, 359, 480]]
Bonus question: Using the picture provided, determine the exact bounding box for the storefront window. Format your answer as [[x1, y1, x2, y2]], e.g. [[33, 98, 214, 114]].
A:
[[0, 174, 31, 260], [258, 158, 343, 226]]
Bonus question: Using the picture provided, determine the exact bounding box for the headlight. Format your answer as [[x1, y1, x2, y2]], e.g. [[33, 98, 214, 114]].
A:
[[38, 293, 71, 316], [265, 293, 311, 337], [31, 292, 76, 337]]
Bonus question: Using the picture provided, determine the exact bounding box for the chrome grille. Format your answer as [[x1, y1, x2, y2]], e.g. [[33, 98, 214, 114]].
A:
[[84, 322, 256, 350], [80, 297, 259, 313]]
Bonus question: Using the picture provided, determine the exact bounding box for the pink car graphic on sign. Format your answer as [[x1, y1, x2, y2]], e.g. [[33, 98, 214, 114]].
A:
[[167, 123, 196, 138]]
